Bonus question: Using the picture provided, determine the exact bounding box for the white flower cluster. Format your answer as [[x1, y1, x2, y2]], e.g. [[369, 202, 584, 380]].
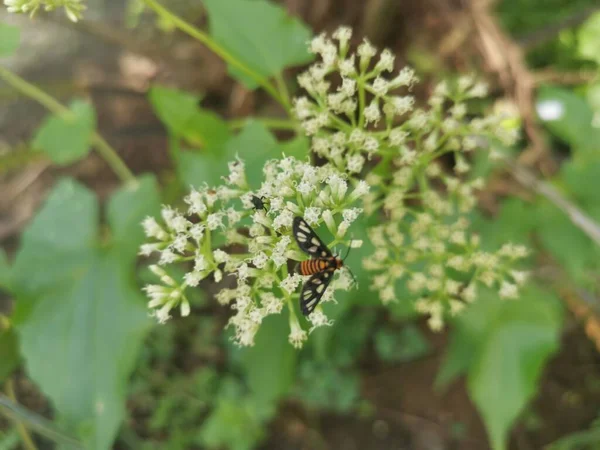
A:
[[363, 194, 529, 330], [4, 0, 85, 21], [140, 156, 367, 348], [293, 28, 518, 175]]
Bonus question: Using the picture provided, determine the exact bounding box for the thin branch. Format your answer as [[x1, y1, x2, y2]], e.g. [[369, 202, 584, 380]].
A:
[[0, 388, 83, 449], [507, 159, 600, 246]]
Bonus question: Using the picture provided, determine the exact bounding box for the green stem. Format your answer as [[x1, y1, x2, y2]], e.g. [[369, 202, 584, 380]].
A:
[[90, 134, 136, 185], [4, 380, 37, 450], [228, 117, 298, 131], [275, 73, 291, 110], [2, 379, 84, 449], [0, 67, 136, 185], [142, 0, 287, 111], [358, 76, 366, 128], [0, 66, 66, 115]]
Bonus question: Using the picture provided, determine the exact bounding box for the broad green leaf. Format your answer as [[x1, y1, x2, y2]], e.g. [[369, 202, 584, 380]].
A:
[[176, 151, 224, 188], [0, 24, 20, 57], [578, 11, 600, 65], [536, 86, 600, 153], [473, 198, 535, 251], [32, 100, 96, 165], [183, 110, 231, 151], [560, 157, 600, 208], [225, 120, 279, 187], [148, 86, 202, 136], [177, 121, 280, 188], [467, 286, 562, 450], [535, 202, 600, 285], [203, 0, 313, 89], [435, 288, 504, 390], [106, 175, 161, 257], [280, 135, 310, 160], [0, 328, 20, 383], [240, 315, 296, 406], [11, 178, 159, 450], [149, 86, 229, 150]]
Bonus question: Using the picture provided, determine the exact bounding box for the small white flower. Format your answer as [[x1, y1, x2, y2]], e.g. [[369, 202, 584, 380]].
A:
[[142, 217, 167, 240], [280, 274, 303, 295], [206, 213, 224, 230], [289, 320, 308, 349], [499, 281, 519, 299], [309, 309, 333, 333], [252, 252, 269, 269], [159, 248, 177, 265], [213, 249, 229, 264], [304, 207, 322, 226]]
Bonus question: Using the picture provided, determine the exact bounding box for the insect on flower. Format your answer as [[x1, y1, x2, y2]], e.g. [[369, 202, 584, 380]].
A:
[[250, 195, 269, 212], [293, 216, 349, 316]]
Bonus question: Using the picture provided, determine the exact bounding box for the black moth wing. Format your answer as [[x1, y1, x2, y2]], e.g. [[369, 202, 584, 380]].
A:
[[292, 216, 333, 259], [300, 269, 334, 316]]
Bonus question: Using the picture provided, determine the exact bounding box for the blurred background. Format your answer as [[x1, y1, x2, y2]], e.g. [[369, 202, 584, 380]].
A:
[[1, 0, 600, 449]]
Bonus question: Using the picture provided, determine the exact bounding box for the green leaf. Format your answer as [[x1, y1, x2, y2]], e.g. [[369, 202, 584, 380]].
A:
[[177, 120, 280, 188], [106, 175, 161, 257], [149, 86, 230, 150], [436, 290, 504, 391], [184, 110, 231, 150], [280, 135, 310, 160], [578, 11, 600, 65], [536, 86, 600, 153], [225, 120, 280, 187], [0, 328, 20, 383], [148, 86, 202, 136], [203, 0, 313, 89], [0, 24, 20, 58], [240, 315, 296, 406], [560, 156, 600, 208], [473, 198, 535, 251], [467, 286, 563, 450], [32, 100, 96, 165], [535, 202, 600, 285], [11, 178, 159, 450]]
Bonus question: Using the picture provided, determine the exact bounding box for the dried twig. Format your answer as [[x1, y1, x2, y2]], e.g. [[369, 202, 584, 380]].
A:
[[468, 1, 555, 173], [507, 159, 600, 247], [533, 69, 598, 86]]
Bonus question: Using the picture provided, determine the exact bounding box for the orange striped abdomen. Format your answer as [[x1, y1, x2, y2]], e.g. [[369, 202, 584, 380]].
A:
[[299, 259, 328, 275]]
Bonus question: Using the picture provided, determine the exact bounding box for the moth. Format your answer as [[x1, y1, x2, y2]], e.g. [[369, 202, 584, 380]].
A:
[[250, 195, 268, 212], [292, 216, 345, 316]]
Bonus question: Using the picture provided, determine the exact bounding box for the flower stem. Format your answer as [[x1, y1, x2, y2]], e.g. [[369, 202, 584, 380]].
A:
[[0, 67, 136, 186], [275, 73, 291, 110], [1, 380, 83, 449], [141, 0, 287, 111], [90, 134, 136, 186], [228, 117, 298, 131], [4, 380, 38, 450]]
